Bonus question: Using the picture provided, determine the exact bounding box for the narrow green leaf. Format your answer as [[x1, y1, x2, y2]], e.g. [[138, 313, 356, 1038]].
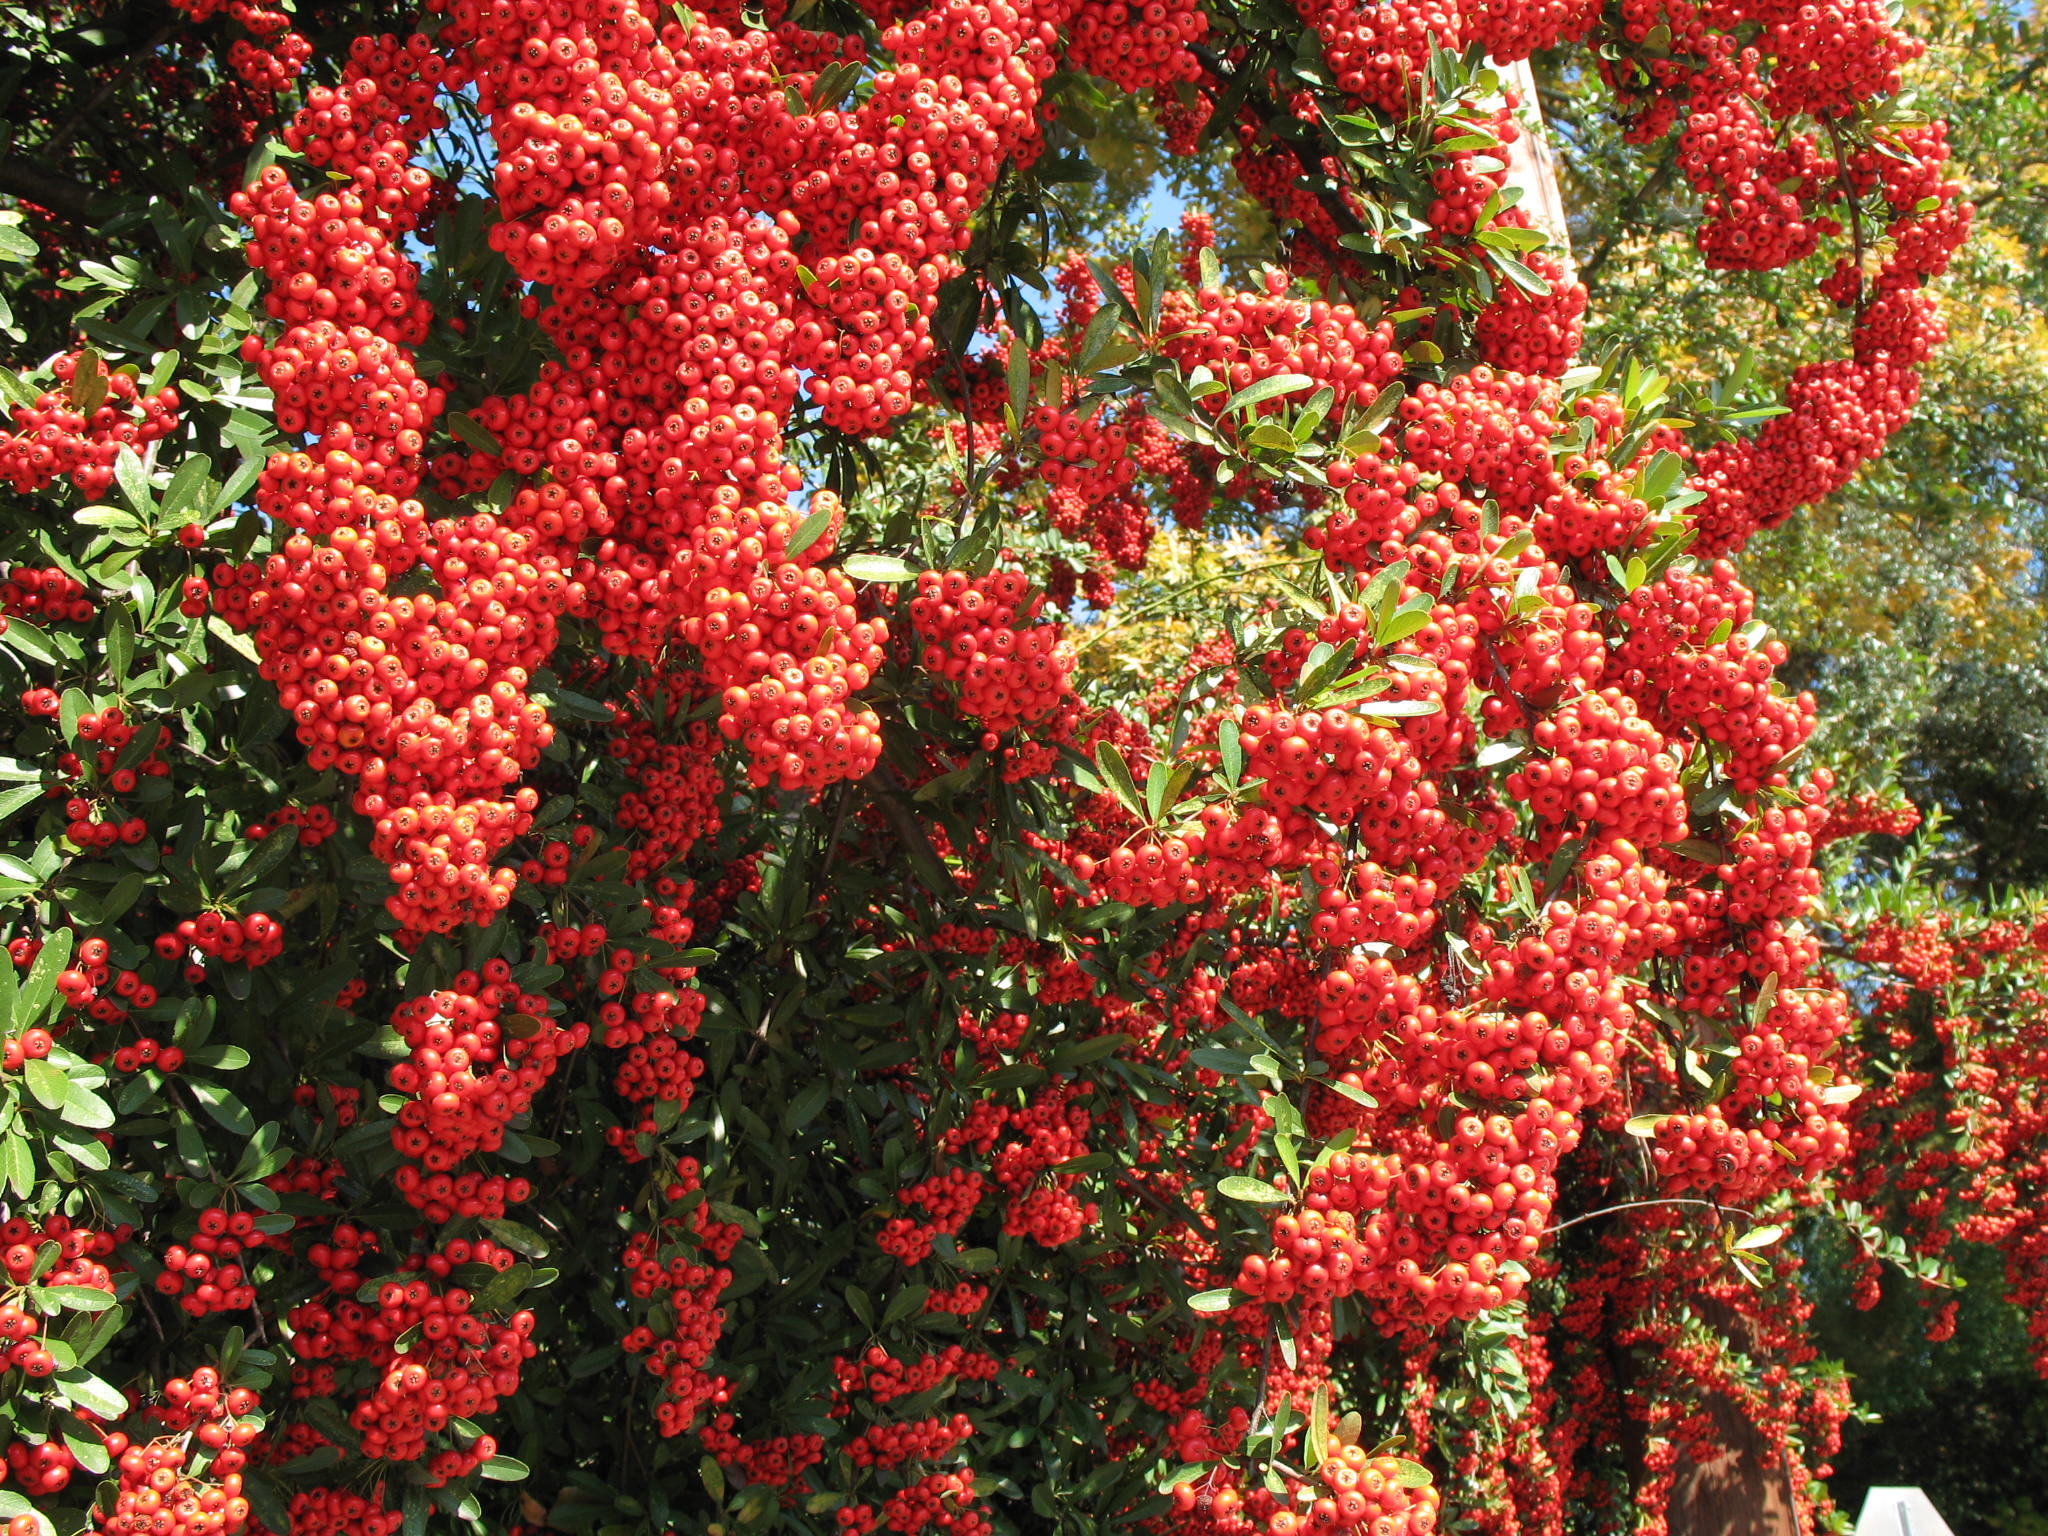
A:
[[24, 1058, 68, 1111], [1218, 718, 1243, 786], [784, 502, 834, 560], [1217, 1176, 1291, 1205], [1224, 373, 1316, 416], [188, 1080, 256, 1136], [53, 1368, 127, 1420], [842, 554, 919, 584], [1093, 742, 1147, 823]]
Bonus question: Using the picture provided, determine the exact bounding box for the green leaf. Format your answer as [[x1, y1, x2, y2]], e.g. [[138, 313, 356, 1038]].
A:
[[447, 412, 503, 456], [183, 1044, 251, 1070], [1390, 1459, 1434, 1489], [1355, 697, 1440, 718], [1217, 1176, 1290, 1205], [70, 349, 106, 415], [223, 822, 300, 892], [784, 1079, 831, 1131], [161, 454, 214, 521], [1093, 742, 1147, 824], [72, 507, 144, 536], [53, 1368, 127, 1420], [62, 1082, 114, 1131], [842, 554, 919, 584], [1732, 1224, 1785, 1252], [881, 1284, 929, 1326], [0, 617, 61, 666], [113, 446, 153, 521], [473, 1261, 534, 1311], [1750, 970, 1780, 1024], [1623, 1114, 1668, 1138], [104, 603, 135, 682], [40, 1286, 114, 1313], [2, 1134, 32, 1199], [0, 221, 38, 263], [1224, 373, 1316, 416], [188, 1080, 255, 1136], [480, 1218, 551, 1259], [24, 1058, 68, 1111], [1665, 838, 1723, 864], [785, 502, 834, 560], [1376, 598, 1436, 647], [0, 780, 43, 825], [1188, 1289, 1234, 1313], [1073, 304, 1121, 378], [1295, 639, 1358, 706], [1306, 1379, 1331, 1470], [479, 1457, 530, 1482]]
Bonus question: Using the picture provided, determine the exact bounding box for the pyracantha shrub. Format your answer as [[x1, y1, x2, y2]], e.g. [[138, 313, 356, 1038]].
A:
[[0, 0, 1969, 1531]]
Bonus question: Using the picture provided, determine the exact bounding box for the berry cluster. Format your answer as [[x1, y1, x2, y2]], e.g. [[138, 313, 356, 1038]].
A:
[[906, 569, 1076, 736], [154, 1207, 273, 1317], [385, 965, 588, 1219], [0, 352, 179, 500], [0, 566, 94, 627], [0, 1217, 120, 1379]]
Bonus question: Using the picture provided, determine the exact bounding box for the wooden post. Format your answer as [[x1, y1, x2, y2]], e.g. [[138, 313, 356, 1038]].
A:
[[1496, 56, 1574, 276]]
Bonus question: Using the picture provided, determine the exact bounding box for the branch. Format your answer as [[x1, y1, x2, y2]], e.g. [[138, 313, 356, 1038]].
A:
[[1186, 42, 1369, 256], [0, 156, 118, 227], [1822, 117, 1868, 324], [1548, 1196, 1755, 1234], [1575, 140, 1681, 290]]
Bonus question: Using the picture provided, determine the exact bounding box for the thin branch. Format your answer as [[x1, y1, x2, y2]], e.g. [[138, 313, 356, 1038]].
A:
[[42, 20, 183, 162], [1548, 1196, 1754, 1234], [1822, 117, 1868, 324], [0, 156, 118, 227], [1576, 141, 1682, 291], [1187, 42, 1369, 259]]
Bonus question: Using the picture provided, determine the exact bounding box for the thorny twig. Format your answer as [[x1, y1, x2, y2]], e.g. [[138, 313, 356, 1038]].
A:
[[1822, 117, 1869, 324]]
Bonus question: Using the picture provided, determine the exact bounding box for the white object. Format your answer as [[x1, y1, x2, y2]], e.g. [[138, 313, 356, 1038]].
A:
[[1496, 56, 1574, 273], [1855, 1487, 1956, 1536]]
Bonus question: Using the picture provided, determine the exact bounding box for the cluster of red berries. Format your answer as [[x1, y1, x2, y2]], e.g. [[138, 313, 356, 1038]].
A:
[[95, 1435, 247, 1536], [906, 569, 1075, 736], [844, 1413, 976, 1470], [154, 1207, 273, 1317], [831, 1347, 1001, 1414], [698, 1415, 826, 1493], [5, 1436, 82, 1496], [103, 1032, 183, 1074], [621, 1162, 741, 1437], [0, 352, 179, 500], [608, 696, 726, 878], [0, 566, 93, 627], [1, 1028, 53, 1073], [51, 705, 167, 852], [155, 911, 284, 972], [246, 803, 339, 846], [0, 0, 1949, 1520], [385, 964, 587, 1218], [0, 1217, 120, 1379], [877, 1169, 986, 1265], [284, 1487, 402, 1536], [47, 940, 150, 1028], [286, 1241, 527, 1477]]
